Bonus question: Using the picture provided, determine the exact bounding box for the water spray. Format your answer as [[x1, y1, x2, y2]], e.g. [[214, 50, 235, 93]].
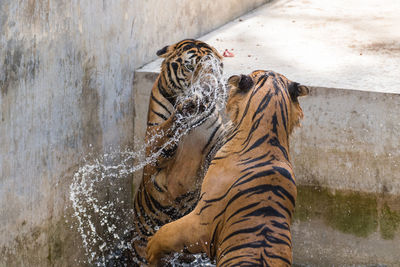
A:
[[69, 54, 227, 266]]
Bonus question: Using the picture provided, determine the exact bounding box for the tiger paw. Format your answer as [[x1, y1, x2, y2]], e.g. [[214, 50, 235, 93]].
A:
[[176, 98, 197, 117], [176, 96, 207, 118], [173, 95, 212, 132], [146, 236, 164, 267]]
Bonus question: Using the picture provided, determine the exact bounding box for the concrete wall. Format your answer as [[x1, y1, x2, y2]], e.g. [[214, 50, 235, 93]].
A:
[[292, 185, 400, 266], [291, 87, 400, 195], [290, 88, 400, 266], [1, 1, 137, 265], [131, 0, 270, 68], [0, 0, 269, 265]]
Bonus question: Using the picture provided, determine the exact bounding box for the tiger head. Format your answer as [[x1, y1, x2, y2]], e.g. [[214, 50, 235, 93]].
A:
[[157, 39, 223, 98], [227, 70, 309, 135]]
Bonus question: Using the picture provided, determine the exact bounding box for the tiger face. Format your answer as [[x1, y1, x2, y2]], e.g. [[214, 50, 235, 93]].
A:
[[157, 39, 223, 96], [227, 70, 309, 135]]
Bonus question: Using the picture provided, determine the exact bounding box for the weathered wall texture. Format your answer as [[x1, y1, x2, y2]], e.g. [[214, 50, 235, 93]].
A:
[[292, 185, 400, 266], [290, 88, 400, 266], [1, 0, 137, 265], [132, 0, 270, 68], [291, 87, 400, 195], [0, 0, 269, 266]]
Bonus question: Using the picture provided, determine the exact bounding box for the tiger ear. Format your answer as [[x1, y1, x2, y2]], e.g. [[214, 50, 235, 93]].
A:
[[156, 45, 173, 58], [289, 82, 309, 100], [228, 74, 253, 92]]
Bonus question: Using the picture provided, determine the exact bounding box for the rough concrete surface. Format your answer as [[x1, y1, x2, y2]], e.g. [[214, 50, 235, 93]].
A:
[[132, 0, 270, 68], [200, 0, 400, 93], [132, 72, 158, 194], [293, 185, 400, 266], [1, 0, 137, 265], [291, 87, 400, 195], [292, 218, 400, 266], [141, 0, 400, 93]]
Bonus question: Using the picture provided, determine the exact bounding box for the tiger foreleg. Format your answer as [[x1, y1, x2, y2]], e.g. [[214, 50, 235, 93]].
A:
[[146, 97, 207, 168], [145, 115, 180, 169], [146, 212, 206, 266]]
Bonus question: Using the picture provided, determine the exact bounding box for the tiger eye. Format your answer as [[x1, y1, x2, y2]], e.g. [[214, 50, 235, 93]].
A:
[[185, 64, 195, 71]]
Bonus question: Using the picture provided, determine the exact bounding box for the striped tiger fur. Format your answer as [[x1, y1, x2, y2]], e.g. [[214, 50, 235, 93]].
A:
[[146, 70, 309, 267], [132, 39, 226, 265]]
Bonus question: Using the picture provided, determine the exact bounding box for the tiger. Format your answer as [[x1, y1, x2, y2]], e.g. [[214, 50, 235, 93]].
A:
[[146, 70, 309, 267], [131, 39, 226, 265]]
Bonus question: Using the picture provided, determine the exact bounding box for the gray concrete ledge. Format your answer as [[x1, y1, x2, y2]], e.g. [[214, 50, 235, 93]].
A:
[[138, 0, 400, 94], [292, 87, 400, 195]]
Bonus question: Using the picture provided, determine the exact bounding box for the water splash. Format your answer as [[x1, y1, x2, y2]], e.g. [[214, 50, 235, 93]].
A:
[[69, 55, 227, 266], [69, 149, 137, 266]]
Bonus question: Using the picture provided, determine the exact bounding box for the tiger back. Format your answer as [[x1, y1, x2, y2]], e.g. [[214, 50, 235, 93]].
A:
[[146, 70, 309, 267], [132, 39, 226, 265]]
